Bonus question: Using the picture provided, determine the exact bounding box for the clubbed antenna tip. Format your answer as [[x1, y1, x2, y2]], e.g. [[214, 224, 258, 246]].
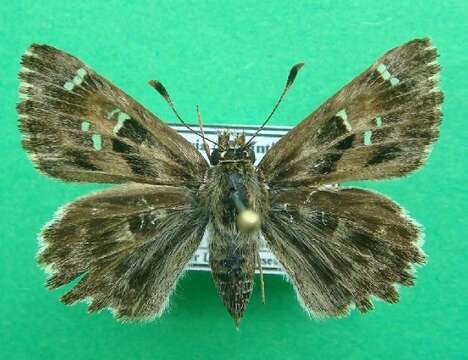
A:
[[244, 62, 305, 147], [148, 79, 219, 147], [148, 80, 169, 100], [287, 62, 305, 86]]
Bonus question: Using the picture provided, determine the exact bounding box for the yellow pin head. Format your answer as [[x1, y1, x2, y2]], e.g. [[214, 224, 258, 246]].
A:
[[237, 209, 260, 231]]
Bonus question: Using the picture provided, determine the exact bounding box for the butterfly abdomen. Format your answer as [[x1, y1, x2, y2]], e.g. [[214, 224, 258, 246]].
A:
[[208, 234, 257, 326]]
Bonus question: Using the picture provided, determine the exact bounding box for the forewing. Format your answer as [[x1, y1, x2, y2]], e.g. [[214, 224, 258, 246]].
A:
[[18, 44, 208, 186], [259, 38, 442, 187], [262, 186, 425, 317], [39, 184, 207, 320]]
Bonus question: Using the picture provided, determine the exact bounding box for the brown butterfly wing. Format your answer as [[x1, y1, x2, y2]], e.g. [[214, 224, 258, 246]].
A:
[[259, 38, 438, 317], [258, 38, 442, 188], [18, 44, 208, 186], [262, 186, 424, 317], [40, 184, 208, 320]]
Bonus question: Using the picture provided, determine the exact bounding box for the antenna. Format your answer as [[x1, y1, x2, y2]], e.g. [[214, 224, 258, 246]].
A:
[[244, 63, 305, 147], [148, 80, 218, 147]]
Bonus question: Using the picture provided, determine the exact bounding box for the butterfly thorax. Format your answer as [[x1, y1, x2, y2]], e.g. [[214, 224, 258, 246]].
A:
[[201, 162, 267, 230]]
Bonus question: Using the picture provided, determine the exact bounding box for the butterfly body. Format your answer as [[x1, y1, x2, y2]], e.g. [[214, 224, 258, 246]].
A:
[[200, 132, 268, 323], [18, 39, 442, 325]]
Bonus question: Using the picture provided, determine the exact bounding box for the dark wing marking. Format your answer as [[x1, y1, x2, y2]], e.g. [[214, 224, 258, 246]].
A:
[[39, 184, 207, 320], [262, 186, 425, 317], [18, 44, 208, 186], [259, 38, 443, 187]]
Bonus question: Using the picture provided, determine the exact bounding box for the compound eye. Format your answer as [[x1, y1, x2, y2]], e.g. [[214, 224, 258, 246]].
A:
[[248, 148, 256, 163], [209, 149, 221, 165]]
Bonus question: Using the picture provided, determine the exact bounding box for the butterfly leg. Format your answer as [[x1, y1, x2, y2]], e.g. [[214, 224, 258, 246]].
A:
[[196, 105, 211, 158], [257, 250, 265, 304]]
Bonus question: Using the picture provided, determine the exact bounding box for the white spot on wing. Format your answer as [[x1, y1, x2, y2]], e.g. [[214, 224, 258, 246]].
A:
[[77, 68, 87, 78], [390, 77, 400, 86], [377, 63, 387, 73], [19, 80, 33, 88], [81, 121, 90, 132], [109, 110, 131, 133], [63, 81, 74, 91], [92, 134, 102, 150], [63, 68, 87, 92], [24, 48, 39, 58], [336, 109, 347, 121], [20, 66, 34, 73], [19, 92, 30, 100], [107, 108, 121, 119], [336, 109, 352, 131], [363, 130, 372, 145], [377, 63, 400, 86], [72, 75, 83, 86], [117, 112, 130, 122]]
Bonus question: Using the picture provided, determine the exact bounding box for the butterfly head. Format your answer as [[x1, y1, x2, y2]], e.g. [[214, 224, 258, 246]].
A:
[[209, 131, 256, 165]]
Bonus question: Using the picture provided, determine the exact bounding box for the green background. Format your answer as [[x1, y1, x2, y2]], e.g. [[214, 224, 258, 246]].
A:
[[1, 1, 466, 359]]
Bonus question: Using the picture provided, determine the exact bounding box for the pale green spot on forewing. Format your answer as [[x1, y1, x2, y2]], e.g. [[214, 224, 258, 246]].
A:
[[107, 108, 121, 119], [108, 109, 131, 133], [375, 117, 383, 127], [64, 68, 87, 91], [336, 109, 352, 131], [336, 109, 347, 121], [81, 121, 90, 132], [77, 68, 87, 78], [113, 118, 128, 133], [390, 77, 400, 86], [377, 62, 400, 86], [117, 112, 130, 121], [377, 63, 387, 73], [72, 75, 83, 86], [63, 81, 74, 91], [92, 134, 102, 151], [364, 130, 372, 145]]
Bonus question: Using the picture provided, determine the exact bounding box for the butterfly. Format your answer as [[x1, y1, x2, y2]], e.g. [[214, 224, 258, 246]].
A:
[[18, 38, 442, 326]]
